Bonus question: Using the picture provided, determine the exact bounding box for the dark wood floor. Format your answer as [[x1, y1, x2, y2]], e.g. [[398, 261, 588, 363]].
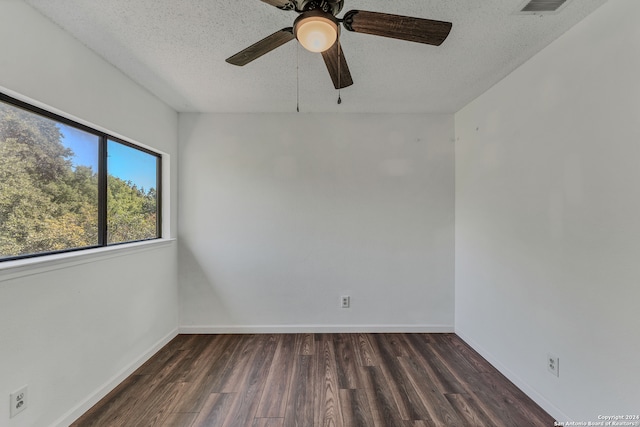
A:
[[72, 333, 554, 426]]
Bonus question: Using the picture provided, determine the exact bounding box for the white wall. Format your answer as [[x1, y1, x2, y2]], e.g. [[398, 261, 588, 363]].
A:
[[179, 113, 454, 332], [0, 1, 178, 426], [455, 0, 640, 421]]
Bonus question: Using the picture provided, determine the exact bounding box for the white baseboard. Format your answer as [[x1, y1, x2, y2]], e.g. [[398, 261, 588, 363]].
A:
[[50, 328, 179, 427], [179, 324, 454, 334], [454, 329, 570, 423]]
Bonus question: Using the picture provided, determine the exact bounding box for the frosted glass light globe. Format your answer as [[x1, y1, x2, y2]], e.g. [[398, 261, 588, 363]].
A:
[[295, 16, 338, 53]]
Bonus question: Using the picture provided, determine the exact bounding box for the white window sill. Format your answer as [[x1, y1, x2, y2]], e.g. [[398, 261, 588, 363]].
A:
[[0, 238, 176, 283]]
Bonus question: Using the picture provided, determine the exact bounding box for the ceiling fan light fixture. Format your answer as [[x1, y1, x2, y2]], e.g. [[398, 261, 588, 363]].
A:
[[294, 11, 338, 53]]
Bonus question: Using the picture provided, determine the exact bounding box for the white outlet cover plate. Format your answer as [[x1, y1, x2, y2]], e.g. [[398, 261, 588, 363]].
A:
[[341, 296, 350, 308], [547, 353, 560, 377], [10, 385, 28, 418]]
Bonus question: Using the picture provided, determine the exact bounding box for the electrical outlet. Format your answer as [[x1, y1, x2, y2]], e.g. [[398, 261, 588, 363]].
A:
[[547, 354, 559, 377], [10, 385, 28, 418], [340, 295, 350, 308]]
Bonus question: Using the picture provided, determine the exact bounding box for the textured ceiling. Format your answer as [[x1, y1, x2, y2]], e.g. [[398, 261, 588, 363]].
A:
[[24, 0, 608, 113]]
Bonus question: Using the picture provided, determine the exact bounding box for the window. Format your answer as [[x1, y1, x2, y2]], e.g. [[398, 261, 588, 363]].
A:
[[0, 93, 161, 261]]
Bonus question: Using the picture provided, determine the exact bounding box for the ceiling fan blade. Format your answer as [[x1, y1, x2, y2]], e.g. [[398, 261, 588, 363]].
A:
[[321, 41, 353, 89], [259, 0, 295, 10], [342, 10, 452, 46], [226, 28, 295, 66]]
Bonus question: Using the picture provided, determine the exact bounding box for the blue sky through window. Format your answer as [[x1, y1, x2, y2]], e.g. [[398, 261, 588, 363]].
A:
[[59, 124, 99, 171], [58, 124, 157, 191], [107, 140, 157, 192]]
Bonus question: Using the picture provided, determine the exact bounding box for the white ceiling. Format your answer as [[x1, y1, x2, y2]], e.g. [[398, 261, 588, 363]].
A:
[[24, 0, 608, 113]]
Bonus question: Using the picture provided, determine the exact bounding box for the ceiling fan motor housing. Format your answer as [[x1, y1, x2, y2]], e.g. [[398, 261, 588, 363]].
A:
[[294, 0, 343, 15]]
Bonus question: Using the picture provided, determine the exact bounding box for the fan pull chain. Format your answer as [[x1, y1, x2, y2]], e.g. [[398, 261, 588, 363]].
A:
[[296, 43, 300, 112], [337, 31, 342, 105]]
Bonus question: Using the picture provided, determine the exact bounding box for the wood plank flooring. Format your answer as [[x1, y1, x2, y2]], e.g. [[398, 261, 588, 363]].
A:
[[72, 334, 554, 426]]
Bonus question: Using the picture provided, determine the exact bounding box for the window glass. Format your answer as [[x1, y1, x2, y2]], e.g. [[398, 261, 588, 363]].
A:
[[0, 94, 161, 261], [0, 100, 99, 259], [107, 139, 159, 244]]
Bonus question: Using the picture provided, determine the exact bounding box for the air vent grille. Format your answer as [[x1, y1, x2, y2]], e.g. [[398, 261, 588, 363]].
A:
[[519, 0, 569, 14]]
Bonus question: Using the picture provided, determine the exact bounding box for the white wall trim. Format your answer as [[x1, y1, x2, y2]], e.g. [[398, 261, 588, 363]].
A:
[[50, 328, 179, 427], [0, 238, 176, 283], [455, 329, 569, 423], [179, 324, 455, 334]]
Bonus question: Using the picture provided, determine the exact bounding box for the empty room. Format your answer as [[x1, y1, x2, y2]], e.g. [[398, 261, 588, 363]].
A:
[[1, 0, 638, 425]]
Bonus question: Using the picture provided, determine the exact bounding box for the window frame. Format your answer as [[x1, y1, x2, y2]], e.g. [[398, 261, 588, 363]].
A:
[[0, 92, 162, 262]]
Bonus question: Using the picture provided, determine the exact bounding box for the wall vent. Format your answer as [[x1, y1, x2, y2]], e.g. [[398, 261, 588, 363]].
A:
[[517, 0, 570, 14]]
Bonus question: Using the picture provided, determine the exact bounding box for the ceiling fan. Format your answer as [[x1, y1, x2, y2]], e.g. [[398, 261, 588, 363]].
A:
[[226, 0, 452, 90]]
